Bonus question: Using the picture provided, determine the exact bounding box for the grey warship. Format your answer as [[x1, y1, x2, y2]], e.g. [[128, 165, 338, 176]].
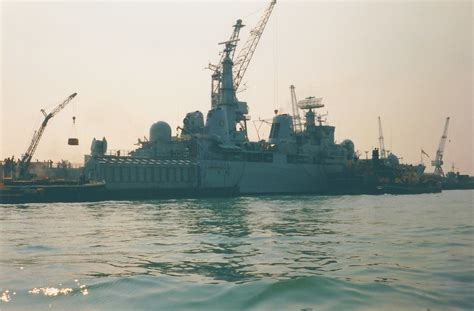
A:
[[83, 2, 356, 198]]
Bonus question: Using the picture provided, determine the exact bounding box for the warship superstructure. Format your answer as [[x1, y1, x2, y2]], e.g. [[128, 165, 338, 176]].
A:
[[1, 2, 449, 204], [83, 9, 357, 197]]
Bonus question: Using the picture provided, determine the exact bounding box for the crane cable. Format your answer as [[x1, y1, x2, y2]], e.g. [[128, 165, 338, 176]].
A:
[[68, 95, 79, 145], [273, 2, 279, 113]]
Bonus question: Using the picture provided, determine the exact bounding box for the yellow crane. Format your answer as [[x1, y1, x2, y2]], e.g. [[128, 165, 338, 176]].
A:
[[19, 93, 77, 179]]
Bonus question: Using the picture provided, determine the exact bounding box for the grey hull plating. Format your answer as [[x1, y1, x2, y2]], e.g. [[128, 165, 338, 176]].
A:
[[199, 160, 341, 194], [93, 159, 344, 196]]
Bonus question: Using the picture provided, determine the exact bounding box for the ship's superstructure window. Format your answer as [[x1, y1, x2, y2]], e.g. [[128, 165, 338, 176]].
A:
[[245, 152, 273, 163], [287, 154, 311, 164]]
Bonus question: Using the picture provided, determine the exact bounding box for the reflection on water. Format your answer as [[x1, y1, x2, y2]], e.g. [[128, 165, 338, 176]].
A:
[[109, 196, 341, 283], [4, 197, 341, 282], [0, 191, 473, 310]]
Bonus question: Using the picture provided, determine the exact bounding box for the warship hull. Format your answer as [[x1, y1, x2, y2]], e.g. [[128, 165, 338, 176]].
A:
[[89, 158, 345, 197], [200, 160, 341, 194]]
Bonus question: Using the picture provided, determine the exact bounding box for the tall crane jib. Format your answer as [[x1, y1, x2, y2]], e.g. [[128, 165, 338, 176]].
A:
[[233, 0, 276, 92], [19, 93, 78, 179], [290, 85, 302, 133], [210, 0, 276, 108], [432, 117, 450, 177], [378, 116, 386, 159]]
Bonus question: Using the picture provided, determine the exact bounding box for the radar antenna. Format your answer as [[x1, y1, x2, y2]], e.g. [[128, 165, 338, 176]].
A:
[[316, 112, 328, 126], [297, 96, 324, 110]]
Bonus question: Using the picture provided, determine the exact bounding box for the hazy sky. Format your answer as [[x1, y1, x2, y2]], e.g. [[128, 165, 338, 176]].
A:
[[1, 0, 472, 174]]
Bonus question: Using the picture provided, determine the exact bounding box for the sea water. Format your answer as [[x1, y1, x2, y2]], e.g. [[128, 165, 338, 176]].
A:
[[0, 190, 472, 310]]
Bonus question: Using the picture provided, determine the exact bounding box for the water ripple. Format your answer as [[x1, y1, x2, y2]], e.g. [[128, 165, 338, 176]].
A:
[[0, 191, 473, 310]]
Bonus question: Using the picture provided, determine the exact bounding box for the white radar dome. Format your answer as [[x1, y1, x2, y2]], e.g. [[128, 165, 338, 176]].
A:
[[341, 139, 355, 155], [150, 121, 172, 142], [387, 153, 399, 166]]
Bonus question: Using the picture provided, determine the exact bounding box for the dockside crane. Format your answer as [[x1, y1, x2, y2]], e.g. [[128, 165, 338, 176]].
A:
[[420, 148, 430, 165], [432, 117, 450, 177], [232, 0, 276, 93], [290, 85, 303, 132], [19, 92, 78, 179], [378, 116, 386, 159]]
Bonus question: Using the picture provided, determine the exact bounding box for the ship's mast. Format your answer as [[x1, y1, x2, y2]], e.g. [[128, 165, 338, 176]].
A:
[[210, 20, 244, 108], [210, 0, 276, 108], [219, 41, 237, 106]]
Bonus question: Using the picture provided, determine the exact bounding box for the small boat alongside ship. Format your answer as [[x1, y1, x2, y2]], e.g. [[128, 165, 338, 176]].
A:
[[0, 181, 106, 204], [327, 149, 442, 195]]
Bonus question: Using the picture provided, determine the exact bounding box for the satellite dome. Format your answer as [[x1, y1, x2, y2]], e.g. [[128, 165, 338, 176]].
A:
[[150, 121, 171, 142], [387, 153, 399, 166], [341, 139, 355, 155]]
